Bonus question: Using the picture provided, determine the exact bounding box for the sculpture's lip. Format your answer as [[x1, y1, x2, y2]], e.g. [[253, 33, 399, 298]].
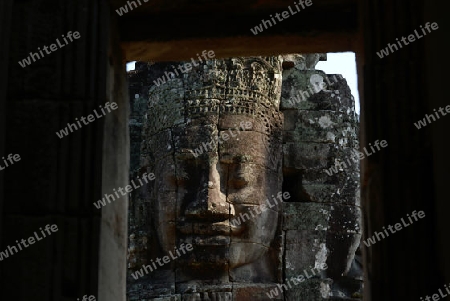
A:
[[176, 220, 244, 236], [193, 235, 230, 246]]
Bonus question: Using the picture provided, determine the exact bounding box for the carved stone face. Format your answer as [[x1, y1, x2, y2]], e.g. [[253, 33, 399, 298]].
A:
[[150, 114, 282, 278], [144, 56, 284, 281]]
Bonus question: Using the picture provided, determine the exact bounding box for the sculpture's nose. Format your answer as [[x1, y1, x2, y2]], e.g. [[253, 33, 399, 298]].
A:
[[184, 161, 233, 221]]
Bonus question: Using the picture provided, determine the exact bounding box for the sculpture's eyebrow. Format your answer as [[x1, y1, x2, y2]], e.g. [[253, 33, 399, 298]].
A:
[[219, 153, 253, 164], [175, 148, 213, 160]]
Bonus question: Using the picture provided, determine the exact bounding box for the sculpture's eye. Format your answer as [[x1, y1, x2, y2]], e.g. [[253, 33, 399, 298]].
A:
[[168, 159, 221, 189], [228, 164, 250, 189]]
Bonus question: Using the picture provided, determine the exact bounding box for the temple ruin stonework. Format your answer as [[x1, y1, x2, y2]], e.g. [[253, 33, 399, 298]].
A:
[[127, 54, 362, 300]]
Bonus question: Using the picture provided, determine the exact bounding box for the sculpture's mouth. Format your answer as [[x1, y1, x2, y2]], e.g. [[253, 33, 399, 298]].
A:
[[177, 220, 245, 246], [192, 235, 230, 246]]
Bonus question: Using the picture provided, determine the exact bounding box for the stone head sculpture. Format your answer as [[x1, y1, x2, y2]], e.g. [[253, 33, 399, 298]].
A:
[[142, 56, 285, 283], [129, 53, 362, 300]]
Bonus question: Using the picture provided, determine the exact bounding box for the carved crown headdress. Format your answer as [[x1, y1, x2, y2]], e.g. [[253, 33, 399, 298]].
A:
[[145, 56, 284, 137]]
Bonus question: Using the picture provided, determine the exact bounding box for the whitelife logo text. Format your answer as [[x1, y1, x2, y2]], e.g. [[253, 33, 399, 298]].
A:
[[0, 153, 21, 171], [56, 102, 118, 139], [130, 243, 193, 280], [363, 210, 425, 247], [93, 172, 155, 209], [324, 140, 388, 176], [153, 50, 216, 87], [0, 224, 59, 261], [116, 0, 148, 16], [250, 0, 313, 35], [18, 31, 81, 68], [376, 22, 439, 59], [414, 104, 450, 129]]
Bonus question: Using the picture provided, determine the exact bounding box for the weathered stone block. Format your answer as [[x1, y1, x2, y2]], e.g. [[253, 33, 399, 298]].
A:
[[182, 292, 232, 301], [301, 183, 359, 205], [176, 283, 232, 294], [281, 69, 356, 114], [283, 111, 357, 145], [283, 202, 331, 231], [328, 205, 361, 234], [284, 278, 332, 301], [233, 283, 284, 301], [284, 230, 328, 279], [142, 129, 174, 165], [150, 296, 182, 301], [283, 142, 331, 170], [127, 280, 176, 300]]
